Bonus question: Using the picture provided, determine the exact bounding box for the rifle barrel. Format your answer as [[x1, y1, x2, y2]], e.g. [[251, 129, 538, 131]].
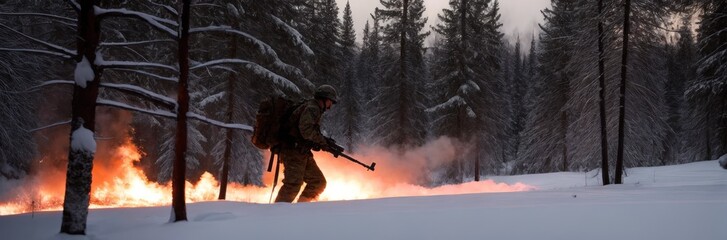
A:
[[338, 152, 376, 171]]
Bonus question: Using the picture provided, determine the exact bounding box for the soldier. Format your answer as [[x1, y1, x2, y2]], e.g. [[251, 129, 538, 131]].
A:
[[275, 85, 339, 203]]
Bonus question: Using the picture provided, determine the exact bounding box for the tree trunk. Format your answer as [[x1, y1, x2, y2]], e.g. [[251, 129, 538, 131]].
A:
[[60, 0, 101, 235], [705, 103, 711, 159], [597, 0, 610, 185], [397, 0, 409, 148], [218, 31, 237, 200], [615, 0, 631, 184], [172, 0, 191, 221], [561, 110, 568, 172], [475, 142, 480, 181], [721, 97, 727, 156]]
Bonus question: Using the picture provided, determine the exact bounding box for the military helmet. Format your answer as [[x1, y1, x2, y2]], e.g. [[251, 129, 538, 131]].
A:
[[314, 85, 338, 103]]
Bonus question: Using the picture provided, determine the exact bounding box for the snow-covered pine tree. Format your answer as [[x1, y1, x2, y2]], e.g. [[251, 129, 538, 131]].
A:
[[357, 14, 386, 144], [515, 0, 575, 174], [614, 0, 671, 183], [372, 0, 430, 149], [0, 0, 67, 179], [558, 0, 619, 176], [304, 0, 342, 88], [509, 36, 527, 165], [428, 0, 507, 182], [191, 0, 315, 193], [662, 17, 696, 164], [683, 0, 727, 160], [333, 1, 362, 151]]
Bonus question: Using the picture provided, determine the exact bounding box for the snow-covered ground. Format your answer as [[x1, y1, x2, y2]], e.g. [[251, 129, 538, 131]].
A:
[[1, 160, 725, 240]]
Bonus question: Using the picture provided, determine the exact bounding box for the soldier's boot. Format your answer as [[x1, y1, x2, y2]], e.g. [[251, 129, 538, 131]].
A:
[[297, 196, 316, 203]]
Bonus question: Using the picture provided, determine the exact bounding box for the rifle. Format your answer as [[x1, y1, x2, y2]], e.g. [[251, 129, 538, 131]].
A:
[[324, 137, 376, 171]]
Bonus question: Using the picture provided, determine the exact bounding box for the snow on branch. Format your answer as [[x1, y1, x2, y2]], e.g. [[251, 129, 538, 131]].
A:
[[65, 0, 80, 13], [26, 119, 71, 133], [97, 98, 176, 119], [6, 80, 75, 94], [0, 12, 76, 23], [432, 71, 459, 86], [426, 96, 468, 114], [187, 112, 252, 132], [101, 39, 175, 47], [192, 58, 300, 93], [147, 1, 178, 17], [0, 48, 73, 59], [190, 25, 280, 60], [269, 15, 314, 56], [458, 80, 481, 95], [94, 6, 178, 38], [95, 53, 178, 73], [199, 91, 225, 109], [109, 69, 177, 82], [0, 23, 76, 58], [100, 82, 176, 109]]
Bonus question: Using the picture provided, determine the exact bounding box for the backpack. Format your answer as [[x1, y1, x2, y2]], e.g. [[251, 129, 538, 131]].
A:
[[251, 96, 300, 150]]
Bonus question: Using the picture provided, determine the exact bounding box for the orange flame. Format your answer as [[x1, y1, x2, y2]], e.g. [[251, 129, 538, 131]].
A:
[[0, 138, 532, 216]]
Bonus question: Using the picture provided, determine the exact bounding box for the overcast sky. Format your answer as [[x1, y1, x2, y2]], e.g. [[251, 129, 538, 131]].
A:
[[335, 0, 551, 48]]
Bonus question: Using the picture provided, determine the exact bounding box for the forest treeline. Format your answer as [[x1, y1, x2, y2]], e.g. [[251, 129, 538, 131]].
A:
[[0, 0, 725, 231]]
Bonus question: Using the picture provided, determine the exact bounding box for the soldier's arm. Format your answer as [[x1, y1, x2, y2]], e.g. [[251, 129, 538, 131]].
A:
[[298, 105, 327, 147]]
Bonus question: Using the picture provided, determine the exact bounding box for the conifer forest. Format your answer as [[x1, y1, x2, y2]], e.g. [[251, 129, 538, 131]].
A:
[[0, 0, 725, 233]]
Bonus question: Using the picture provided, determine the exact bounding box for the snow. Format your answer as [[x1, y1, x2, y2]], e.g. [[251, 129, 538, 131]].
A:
[[94, 6, 177, 37], [269, 15, 315, 56], [74, 56, 94, 88], [70, 125, 95, 154], [192, 59, 300, 94], [1, 160, 725, 240]]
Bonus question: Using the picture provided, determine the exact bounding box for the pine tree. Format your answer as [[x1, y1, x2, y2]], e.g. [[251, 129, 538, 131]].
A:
[[683, 0, 727, 160], [515, 0, 575, 174], [306, 0, 342, 87], [372, 0, 430, 149], [428, 0, 507, 181], [333, 1, 362, 151], [662, 17, 695, 165]]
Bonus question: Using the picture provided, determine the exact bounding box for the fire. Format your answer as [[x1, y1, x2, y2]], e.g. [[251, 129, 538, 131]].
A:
[[0, 137, 532, 216]]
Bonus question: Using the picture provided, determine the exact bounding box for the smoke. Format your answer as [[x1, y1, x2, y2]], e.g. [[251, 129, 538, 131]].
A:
[[2, 123, 532, 215], [354, 136, 462, 184], [306, 136, 532, 201]]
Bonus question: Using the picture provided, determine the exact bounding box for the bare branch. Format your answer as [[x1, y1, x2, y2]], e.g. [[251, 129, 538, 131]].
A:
[[101, 39, 176, 47], [107, 69, 177, 82], [187, 112, 252, 132], [65, 0, 80, 14], [191, 58, 300, 93], [0, 23, 76, 58], [0, 12, 77, 23], [0, 80, 74, 94], [96, 59, 178, 73], [97, 98, 176, 119], [26, 120, 71, 133], [0, 48, 74, 59], [100, 82, 176, 109], [147, 0, 178, 17], [190, 25, 280, 59], [95, 6, 178, 38]]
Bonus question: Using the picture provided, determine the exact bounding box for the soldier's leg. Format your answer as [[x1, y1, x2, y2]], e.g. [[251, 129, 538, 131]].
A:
[[274, 151, 307, 203], [298, 156, 327, 202]]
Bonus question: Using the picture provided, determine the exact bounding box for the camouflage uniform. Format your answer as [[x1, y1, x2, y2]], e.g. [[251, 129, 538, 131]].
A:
[[274, 99, 329, 203]]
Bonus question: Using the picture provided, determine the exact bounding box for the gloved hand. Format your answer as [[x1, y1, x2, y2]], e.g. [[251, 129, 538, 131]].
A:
[[324, 137, 344, 157]]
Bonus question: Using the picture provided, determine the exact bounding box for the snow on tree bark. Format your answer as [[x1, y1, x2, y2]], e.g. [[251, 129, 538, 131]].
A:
[[61, 0, 101, 234]]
